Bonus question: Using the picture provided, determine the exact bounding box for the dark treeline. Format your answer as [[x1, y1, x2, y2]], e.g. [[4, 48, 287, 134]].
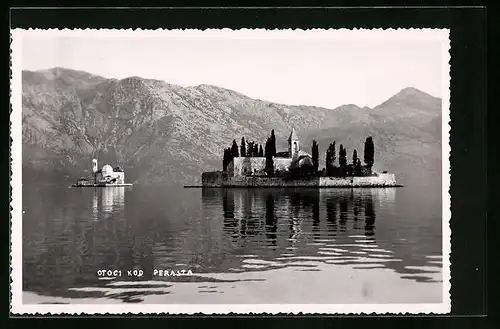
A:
[[223, 130, 376, 178], [223, 130, 277, 172], [313, 136, 376, 177]]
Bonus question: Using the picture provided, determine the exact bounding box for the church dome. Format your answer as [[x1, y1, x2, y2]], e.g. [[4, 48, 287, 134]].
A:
[[102, 164, 113, 176], [290, 150, 313, 169], [298, 156, 313, 167]]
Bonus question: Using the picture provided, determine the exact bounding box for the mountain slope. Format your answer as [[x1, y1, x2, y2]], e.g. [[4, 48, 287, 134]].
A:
[[303, 87, 442, 189], [21, 68, 442, 187]]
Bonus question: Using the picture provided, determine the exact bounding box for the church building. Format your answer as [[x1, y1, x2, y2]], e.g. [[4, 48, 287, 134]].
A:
[[226, 128, 313, 178], [92, 158, 126, 184]]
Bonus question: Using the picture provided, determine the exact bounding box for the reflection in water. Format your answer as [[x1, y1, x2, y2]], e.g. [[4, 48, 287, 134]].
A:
[[364, 196, 376, 237], [100, 187, 125, 215], [265, 194, 277, 247], [206, 188, 382, 250], [23, 185, 442, 304], [339, 196, 348, 232]]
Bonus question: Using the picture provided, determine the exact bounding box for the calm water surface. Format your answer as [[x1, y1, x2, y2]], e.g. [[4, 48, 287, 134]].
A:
[[22, 185, 443, 304]]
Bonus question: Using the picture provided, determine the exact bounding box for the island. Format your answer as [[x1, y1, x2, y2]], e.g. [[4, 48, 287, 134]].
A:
[[189, 129, 402, 188], [71, 158, 133, 187]]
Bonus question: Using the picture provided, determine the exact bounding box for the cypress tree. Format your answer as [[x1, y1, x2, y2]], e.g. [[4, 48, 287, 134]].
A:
[[325, 148, 332, 176], [253, 143, 259, 157], [265, 138, 274, 176], [352, 149, 358, 176], [270, 129, 276, 156], [331, 141, 336, 165], [356, 158, 362, 176], [247, 141, 254, 157], [241, 137, 246, 157], [339, 144, 348, 175], [231, 140, 239, 157], [364, 136, 374, 170], [325, 142, 336, 175], [312, 140, 319, 173], [223, 148, 229, 171], [222, 149, 227, 171]]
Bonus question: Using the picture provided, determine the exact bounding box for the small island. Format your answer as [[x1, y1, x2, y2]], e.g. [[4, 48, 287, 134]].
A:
[[71, 158, 133, 187], [191, 129, 402, 188]]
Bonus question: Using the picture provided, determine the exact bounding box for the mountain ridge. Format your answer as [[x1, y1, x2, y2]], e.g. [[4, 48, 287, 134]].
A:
[[25, 67, 440, 110], [21, 67, 442, 187]]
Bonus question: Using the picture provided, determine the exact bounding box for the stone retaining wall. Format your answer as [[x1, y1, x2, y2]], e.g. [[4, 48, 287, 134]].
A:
[[201, 171, 226, 187], [320, 174, 397, 187], [202, 171, 398, 188], [227, 157, 293, 177], [224, 176, 319, 187]]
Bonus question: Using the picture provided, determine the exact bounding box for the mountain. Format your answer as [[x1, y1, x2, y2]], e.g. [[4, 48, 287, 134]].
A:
[[21, 68, 442, 188], [304, 87, 442, 190]]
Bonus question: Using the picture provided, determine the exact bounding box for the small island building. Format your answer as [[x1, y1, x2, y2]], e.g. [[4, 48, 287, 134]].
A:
[[75, 158, 126, 186], [226, 128, 313, 178], [202, 128, 314, 186], [199, 128, 399, 188], [92, 159, 126, 184]]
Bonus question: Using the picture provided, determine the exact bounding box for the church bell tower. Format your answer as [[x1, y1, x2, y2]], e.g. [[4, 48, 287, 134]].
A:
[[288, 128, 300, 157], [92, 158, 98, 174]]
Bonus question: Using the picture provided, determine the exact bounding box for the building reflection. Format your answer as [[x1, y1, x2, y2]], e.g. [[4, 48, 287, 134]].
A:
[[265, 193, 277, 246], [288, 191, 302, 245], [101, 187, 125, 213], [221, 189, 238, 242], [207, 188, 382, 247], [339, 196, 348, 232], [23, 186, 133, 298], [92, 187, 126, 219], [364, 196, 376, 237]]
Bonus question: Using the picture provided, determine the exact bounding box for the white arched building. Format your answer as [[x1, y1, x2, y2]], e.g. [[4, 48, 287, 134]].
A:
[[93, 159, 125, 184]]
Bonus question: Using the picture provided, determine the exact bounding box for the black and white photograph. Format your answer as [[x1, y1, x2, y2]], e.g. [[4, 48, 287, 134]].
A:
[[10, 28, 450, 314]]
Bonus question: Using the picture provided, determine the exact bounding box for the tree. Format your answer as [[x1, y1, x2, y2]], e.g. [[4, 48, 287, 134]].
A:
[[331, 141, 336, 165], [339, 144, 348, 175], [231, 140, 239, 157], [352, 149, 358, 176], [364, 136, 374, 170], [265, 138, 274, 176], [325, 147, 332, 176], [355, 158, 362, 176], [253, 143, 259, 157], [223, 148, 230, 171], [270, 129, 276, 156], [325, 142, 336, 175], [246, 141, 254, 157], [312, 140, 319, 173], [222, 149, 226, 171], [241, 137, 246, 157], [259, 144, 264, 157]]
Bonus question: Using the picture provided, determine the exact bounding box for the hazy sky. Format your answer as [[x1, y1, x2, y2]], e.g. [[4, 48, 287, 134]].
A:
[[20, 29, 448, 109]]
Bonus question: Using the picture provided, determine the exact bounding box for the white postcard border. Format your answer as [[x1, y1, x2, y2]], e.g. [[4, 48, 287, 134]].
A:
[[10, 28, 451, 315]]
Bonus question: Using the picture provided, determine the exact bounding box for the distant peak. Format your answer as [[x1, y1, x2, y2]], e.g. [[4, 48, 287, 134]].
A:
[[397, 87, 436, 98], [373, 86, 441, 110]]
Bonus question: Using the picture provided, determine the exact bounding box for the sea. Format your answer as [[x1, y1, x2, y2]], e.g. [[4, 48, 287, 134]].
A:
[[21, 183, 444, 304]]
